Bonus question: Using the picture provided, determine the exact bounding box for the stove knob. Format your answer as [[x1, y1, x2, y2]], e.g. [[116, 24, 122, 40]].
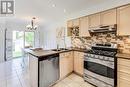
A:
[[95, 55, 99, 58], [109, 57, 114, 62], [89, 54, 93, 57], [104, 57, 109, 61], [99, 56, 104, 59], [108, 62, 114, 67]]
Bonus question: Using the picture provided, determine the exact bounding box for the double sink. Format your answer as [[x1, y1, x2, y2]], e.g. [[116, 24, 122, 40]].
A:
[[51, 48, 69, 52]]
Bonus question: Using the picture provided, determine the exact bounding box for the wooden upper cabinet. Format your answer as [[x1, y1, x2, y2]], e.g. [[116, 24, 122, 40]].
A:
[[67, 20, 73, 28], [73, 19, 80, 27], [79, 17, 90, 37], [89, 13, 101, 28], [101, 9, 117, 25], [117, 5, 130, 36], [67, 19, 80, 27]]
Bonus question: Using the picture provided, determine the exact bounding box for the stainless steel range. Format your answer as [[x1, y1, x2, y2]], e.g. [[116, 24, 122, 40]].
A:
[[84, 44, 117, 87]]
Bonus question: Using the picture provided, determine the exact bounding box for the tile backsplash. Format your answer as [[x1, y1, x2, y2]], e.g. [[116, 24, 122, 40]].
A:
[[71, 34, 130, 54], [117, 36, 130, 53]]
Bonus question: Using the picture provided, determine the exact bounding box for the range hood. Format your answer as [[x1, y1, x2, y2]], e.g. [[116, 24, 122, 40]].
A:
[[89, 24, 117, 35]]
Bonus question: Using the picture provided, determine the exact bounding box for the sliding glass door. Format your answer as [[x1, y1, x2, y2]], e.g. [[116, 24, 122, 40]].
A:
[[12, 31, 35, 58], [13, 31, 24, 58], [24, 32, 35, 48]]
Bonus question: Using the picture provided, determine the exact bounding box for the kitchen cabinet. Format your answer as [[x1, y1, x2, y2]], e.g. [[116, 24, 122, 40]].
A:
[[73, 19, 80, 27], [117, 5, 130, 36], [74, 51, 84, 76], [60, 51, 73, 79], [67, 19, 80, 27], [117, 58, 130, 87], [89, 13, 101, 28], [67, 20, 73, 28], [101, 9, 117, 25], [67, 19, 80, 36], [79, 16, 90, 37]]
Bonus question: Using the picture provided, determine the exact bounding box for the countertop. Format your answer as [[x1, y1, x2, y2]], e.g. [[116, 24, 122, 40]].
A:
[[27, 48, 130, 60], [26, 48, 88, 58], [28, 50, 58, 58], [116, 53, 130, 60]]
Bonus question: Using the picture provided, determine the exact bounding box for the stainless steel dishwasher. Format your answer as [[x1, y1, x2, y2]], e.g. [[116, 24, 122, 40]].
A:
[[39, 54, 59, 87]]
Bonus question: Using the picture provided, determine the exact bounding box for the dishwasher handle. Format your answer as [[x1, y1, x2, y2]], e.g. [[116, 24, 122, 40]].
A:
[[39, 53, 59, 61], [47, 54, 59, 61]]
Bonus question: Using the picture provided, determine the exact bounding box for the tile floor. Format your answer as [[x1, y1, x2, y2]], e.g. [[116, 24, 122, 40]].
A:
[[52, 74, 94, 87], [0, 58, 94, 87], [0, 58, 30, 87]]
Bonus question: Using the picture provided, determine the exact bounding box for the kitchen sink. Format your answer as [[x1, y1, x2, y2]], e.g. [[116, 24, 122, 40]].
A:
[[51, 48, 68, 51]]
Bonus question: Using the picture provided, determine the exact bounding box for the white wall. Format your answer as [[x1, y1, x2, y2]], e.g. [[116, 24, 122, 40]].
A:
[[40, 20, 72, 50], [0, 19, 6, 62]]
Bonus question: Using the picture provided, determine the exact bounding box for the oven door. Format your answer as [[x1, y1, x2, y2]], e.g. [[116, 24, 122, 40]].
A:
[[84, 57, 114, 86], [84, 60, 114, 79], [84, 55, 114, 78], [84, 60, 114, 78]]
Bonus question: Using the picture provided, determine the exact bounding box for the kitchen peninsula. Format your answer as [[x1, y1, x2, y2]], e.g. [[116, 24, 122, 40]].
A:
[[28, 49, 59, 87], [28, 48, 85, 87]]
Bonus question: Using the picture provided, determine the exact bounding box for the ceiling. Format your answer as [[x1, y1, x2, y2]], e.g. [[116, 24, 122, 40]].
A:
[[3, 0, 130, 27], [14, 0, 108, 24]]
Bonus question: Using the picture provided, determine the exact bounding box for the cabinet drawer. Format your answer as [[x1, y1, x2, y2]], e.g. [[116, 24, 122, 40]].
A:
[[118, 58, 130, 67], [118, 78, 130, 87], [74, 51, 84, 58], [118, 71, 130, 82], [67, 51, 73, 56], [60, 53, 66, 57], [60, 52, 73, 57], [118, 64, 130, 74]]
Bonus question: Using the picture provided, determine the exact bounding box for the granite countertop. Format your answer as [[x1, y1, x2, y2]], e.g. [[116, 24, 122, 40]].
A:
[[28, 50, 59, 58], [28, 48, 130, 60], [116, 53, 130, 59], [26, 48, 88, 58]]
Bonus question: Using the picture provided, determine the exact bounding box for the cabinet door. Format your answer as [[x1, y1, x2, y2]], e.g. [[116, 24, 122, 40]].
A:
[[60, 52, 73, 79], [67, 52, 74, 73], [60, 53, 68, 79], [73, 19, 80, 27], [79, 17, 90, 37], [89, 13, 101, 28], [67, 20, 73, 28], [117, 5, 130, 36], [74, 51, 84, 76], [101, 9, 117, 25], [118, 58, 130, 87]]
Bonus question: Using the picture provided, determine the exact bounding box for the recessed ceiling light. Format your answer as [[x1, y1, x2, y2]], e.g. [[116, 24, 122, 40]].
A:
[[52, 4, 56, 7], [64, 9, 66, 13]]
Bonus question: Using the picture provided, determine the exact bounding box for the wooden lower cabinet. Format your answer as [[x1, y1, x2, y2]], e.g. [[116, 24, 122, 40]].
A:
[[59, 51, 73, 79], [74, 51, 84, 76], [118, 58, 130, 87]]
